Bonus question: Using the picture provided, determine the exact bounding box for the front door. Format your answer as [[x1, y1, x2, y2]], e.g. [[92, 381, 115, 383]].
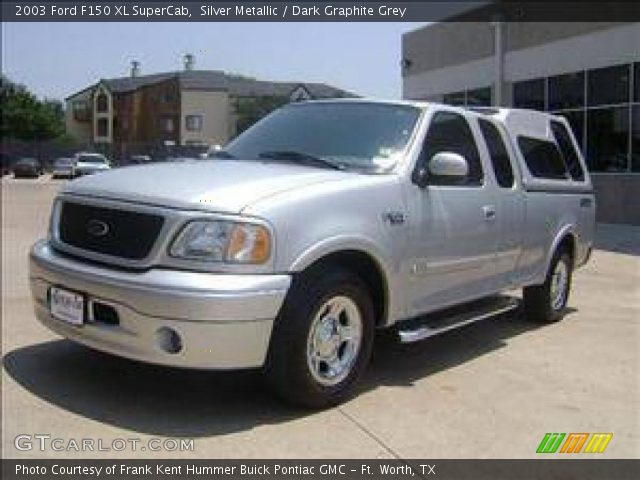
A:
[[405, 110, 499, 316]]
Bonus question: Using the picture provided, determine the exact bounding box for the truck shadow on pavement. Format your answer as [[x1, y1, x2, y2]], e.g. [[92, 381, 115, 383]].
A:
[[3, 308, 567, 438]]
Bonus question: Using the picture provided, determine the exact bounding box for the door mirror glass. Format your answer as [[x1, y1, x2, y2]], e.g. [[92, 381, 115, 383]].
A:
[[428, 152, 469, 179]]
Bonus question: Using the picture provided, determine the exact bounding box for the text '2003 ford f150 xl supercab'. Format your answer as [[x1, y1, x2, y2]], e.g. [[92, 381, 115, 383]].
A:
[[29, 100, 595, 407]]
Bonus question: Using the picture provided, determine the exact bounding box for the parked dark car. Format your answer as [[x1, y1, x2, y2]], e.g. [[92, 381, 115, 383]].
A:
[[13, 158, 43, 178]]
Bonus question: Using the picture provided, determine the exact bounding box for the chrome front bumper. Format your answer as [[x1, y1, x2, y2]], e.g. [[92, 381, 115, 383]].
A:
[[29, 240, 291, 369]]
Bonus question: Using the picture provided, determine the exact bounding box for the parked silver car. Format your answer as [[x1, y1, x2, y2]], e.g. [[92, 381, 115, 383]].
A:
[[29, 100, 594, 407], [72, 152, 110, 177], [52, 158, 75, 179]]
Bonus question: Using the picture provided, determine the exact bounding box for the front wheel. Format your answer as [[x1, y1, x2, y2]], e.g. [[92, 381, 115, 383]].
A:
[[523, 250, 572, 323], [265, 268, 375, 408]]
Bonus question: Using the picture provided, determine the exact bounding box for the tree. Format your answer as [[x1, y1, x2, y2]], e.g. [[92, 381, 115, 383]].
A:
[[1, 76, 65, 141], [234, 95, 289, 135]]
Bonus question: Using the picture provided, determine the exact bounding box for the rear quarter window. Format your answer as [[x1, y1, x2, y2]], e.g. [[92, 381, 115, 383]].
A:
[[550, 120, 585, 181], [517, 136, 569, 180]]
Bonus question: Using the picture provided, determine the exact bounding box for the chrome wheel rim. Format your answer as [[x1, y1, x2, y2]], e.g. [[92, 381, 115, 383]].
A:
[[550, 259, 569, 311], [306, 295, 363, 386]]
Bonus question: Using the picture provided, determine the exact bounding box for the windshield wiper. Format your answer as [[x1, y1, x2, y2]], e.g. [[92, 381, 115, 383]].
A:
[[257, 151, 344, 171]]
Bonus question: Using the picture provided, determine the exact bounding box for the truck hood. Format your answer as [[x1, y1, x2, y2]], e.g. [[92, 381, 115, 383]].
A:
[[62, 160, 352, 213]]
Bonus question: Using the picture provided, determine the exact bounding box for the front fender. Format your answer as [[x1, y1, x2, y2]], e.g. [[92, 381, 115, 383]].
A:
[[288, 235, 402, 326]]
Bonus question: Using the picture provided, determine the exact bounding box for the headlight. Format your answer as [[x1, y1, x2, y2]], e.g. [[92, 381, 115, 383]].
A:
[[170, 220, 271, 264]]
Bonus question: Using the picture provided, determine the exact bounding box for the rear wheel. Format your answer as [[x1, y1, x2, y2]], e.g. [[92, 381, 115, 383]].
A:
[[265, 267, 374, 408], [523, 249, 572, 323]]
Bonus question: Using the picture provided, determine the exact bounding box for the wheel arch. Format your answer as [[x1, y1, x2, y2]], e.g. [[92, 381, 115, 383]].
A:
[[546, 225, 578, 272], [289, 239, 393, 328]]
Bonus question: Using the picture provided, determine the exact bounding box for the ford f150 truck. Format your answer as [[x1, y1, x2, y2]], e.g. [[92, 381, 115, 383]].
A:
[[29, 100, 595, 407]]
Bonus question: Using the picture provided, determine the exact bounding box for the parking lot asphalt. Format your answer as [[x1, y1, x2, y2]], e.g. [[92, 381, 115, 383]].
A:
[[2, 175, 639, 459]]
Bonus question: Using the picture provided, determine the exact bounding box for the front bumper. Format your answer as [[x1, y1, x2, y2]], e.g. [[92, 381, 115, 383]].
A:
[[29, 240, 291, 369]]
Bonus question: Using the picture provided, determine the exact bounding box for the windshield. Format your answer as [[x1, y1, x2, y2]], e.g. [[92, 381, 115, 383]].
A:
[[223, 102, 422, 173], [78, 155, 106, 164], [55, 158, 73, 166]]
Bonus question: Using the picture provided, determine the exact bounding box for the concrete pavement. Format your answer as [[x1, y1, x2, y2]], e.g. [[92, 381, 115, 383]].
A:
[[2, 176, 638, 459]]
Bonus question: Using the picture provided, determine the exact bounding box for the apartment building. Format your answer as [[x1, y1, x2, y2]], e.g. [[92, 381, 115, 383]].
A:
[[66, 57, 354, 158]]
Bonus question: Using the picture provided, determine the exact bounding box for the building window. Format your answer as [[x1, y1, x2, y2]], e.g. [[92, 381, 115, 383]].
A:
[[185, 114, 203, 132], [513, 78, 545, 111], [72, 100, 90, 121], [443, 91, 466, 106], [96, 93, 108, 112], [163, 91, 177, 103], [538, 62, 638, 173], [587, 64, 630, 107], [162, 117, 175, 133], [634, 63, 640, 103], [466, 87, 491, 107], [632, 106, 639, 172], [548, 72, 584, 110], [586, 106, 630, 172], [443, 87, 491, 107], [517, 136, 568, 180], [96, 118, 108, 137]]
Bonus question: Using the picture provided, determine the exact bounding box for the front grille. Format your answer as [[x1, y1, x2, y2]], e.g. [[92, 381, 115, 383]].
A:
[[58, 202, 164, 260]]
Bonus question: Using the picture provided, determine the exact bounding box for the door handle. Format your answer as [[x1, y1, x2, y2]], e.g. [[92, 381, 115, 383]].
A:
[[482, 205, 496, 220]]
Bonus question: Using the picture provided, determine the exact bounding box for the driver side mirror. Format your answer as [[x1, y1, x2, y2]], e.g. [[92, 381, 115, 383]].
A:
[[412, 152, 469, 188], [429, 152, 468, 178]]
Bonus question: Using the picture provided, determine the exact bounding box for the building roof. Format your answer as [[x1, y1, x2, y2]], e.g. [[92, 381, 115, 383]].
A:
[[67, 70, 356, 99]]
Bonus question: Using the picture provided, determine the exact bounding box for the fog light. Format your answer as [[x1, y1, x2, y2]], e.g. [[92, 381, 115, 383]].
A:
[[156, 327, 183, 354]]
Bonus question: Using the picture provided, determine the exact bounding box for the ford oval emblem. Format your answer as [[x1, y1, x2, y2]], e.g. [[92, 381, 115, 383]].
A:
[[86, 219, 109, 237]]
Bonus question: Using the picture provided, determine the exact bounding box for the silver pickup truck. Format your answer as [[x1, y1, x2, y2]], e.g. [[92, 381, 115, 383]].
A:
[[29, 100, 595, 407]]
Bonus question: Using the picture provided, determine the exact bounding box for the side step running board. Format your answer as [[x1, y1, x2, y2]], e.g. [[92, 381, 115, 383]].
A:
[[398, 295, 520, 343]]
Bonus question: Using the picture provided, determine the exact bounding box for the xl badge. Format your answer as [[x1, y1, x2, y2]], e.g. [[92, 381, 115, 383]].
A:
[[382, 211, 405, 226]]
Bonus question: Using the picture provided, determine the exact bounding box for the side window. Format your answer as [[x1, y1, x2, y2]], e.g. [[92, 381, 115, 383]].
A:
[[478, 119, 515, 188], [550, 120, 585, 181], [517, 136, 569, 180], [422, 111, 483, 185]]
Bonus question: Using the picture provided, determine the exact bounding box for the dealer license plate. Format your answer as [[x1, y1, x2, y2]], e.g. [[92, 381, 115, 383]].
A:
[[50, 287, 85, 326]]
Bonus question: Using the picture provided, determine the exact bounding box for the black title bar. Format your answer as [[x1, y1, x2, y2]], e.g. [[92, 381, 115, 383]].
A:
[[2, 2, 640, 22]]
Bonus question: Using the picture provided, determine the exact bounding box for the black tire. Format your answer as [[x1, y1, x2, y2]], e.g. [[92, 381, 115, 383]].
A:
[[523, 249, 572, 323], [265, 267, 375, 408]]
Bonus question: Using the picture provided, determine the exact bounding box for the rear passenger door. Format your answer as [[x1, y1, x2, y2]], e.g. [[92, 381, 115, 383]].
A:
[[477, 118, 525, 288]]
